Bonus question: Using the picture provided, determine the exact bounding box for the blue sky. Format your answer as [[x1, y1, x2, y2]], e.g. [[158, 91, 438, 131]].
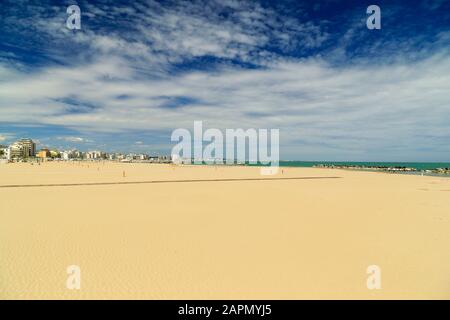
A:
[[0, 0, 449, 161]]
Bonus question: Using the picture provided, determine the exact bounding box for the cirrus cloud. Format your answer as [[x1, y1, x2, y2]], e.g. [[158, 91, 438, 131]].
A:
[[0, 0, 449, 160]]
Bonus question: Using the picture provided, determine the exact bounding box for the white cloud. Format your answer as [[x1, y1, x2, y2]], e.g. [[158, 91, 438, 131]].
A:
[[0, 133, 15, 144], [2, 0, 327, 69], [1, 52, 450, 160], [57, 136, 85, 142], [0, 0, 449, 160]]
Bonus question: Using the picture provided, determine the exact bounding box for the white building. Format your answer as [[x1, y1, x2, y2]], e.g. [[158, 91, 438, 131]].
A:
[[7, 142, 23, 160], [61, 151, 70, 160], [6, 139, 36, 160], [19, 139, 36, 157], [61, 149, 80, 160], [85, 151, 106, 160]]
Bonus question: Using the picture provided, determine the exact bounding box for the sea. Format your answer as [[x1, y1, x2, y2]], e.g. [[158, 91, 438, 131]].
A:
[[277, 161, 450, 171], [244, 161, 450, 177]]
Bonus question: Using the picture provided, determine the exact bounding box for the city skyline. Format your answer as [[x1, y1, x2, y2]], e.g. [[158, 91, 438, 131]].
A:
[[0, 137, 171, 158], [1, 0, 450, 161]]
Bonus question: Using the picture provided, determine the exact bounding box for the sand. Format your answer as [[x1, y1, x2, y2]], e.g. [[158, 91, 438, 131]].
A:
[[0, 161, 449, 299]]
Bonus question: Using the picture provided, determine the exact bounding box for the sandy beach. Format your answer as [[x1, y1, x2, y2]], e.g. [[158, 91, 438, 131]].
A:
[[0, 162, 449, 299]]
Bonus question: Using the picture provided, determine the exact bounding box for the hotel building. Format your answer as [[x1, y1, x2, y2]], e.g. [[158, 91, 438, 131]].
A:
[[20, 139, 36, 157]]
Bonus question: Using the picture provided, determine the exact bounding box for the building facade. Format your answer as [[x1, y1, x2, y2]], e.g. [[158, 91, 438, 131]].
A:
[[37, 149, 51, 159], [7, 139, 36, 159], [18, 139, 36, 157], [7, 142, 24, 160]]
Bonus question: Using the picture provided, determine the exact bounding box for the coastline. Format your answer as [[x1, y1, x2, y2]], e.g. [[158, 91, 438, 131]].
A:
[[1, 162, 449, 299]]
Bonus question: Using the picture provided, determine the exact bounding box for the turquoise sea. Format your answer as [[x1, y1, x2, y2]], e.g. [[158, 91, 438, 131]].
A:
[[277, 161, 450, 171]]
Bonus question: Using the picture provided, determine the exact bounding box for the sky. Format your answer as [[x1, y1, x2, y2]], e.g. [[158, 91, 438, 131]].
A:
[[0, 0, 449, 161]]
